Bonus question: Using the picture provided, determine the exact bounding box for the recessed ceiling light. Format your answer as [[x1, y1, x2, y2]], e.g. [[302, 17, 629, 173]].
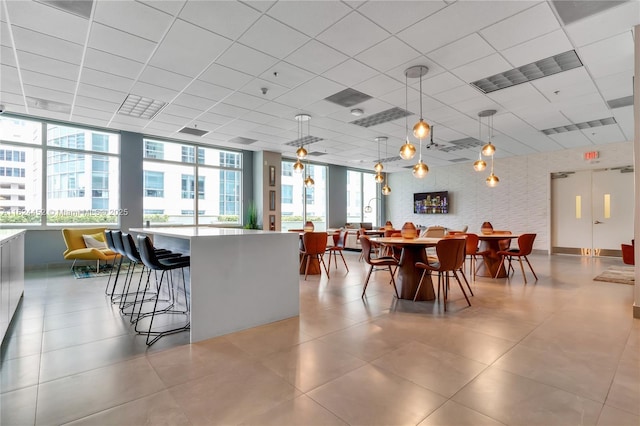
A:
[[117, 94, 166, 120], [350, 108, 364, 116]]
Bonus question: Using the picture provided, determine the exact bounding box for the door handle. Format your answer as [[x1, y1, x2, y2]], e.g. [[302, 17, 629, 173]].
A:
[[594, 220, 603, 224]]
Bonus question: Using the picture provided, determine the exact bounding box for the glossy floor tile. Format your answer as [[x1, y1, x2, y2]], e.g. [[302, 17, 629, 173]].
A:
[[1, 252, 638, 425]]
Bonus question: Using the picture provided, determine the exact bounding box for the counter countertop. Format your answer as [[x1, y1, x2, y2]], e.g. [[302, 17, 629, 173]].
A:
[[129, 226, 291, 239], [0, 229, 26, 244]]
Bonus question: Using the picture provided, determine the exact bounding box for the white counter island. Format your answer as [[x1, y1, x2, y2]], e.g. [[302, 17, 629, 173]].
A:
[[130, 227, 299, 343]]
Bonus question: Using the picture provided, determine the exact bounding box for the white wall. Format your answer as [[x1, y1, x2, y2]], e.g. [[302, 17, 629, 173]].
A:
[[387, 141, 634, 252]]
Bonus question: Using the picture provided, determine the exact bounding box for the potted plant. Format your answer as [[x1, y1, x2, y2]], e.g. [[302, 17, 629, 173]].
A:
[[244, 202, 259, 229]]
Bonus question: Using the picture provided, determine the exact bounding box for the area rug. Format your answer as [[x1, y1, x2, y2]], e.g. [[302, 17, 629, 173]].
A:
[[72, 265, 113, 279], [593, 265, 635, 285]]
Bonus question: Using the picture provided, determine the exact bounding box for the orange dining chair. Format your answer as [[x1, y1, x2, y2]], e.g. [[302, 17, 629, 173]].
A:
[[358, 227, 380, 261], [359, 235, 399, 299], [464, 233, 490, 281], [495, 233, 538, 283], [326, 229, 349, 272], [300, 231, 329, 280], [414, 238, 470, 311]]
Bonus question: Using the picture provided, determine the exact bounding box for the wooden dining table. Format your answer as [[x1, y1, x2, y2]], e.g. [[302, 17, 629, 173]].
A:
[[370, 236, 443, 301], [476, 233, 519, 278]]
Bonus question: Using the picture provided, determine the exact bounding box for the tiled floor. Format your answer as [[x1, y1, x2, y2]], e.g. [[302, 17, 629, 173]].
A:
[[1, 252, 638, 425]]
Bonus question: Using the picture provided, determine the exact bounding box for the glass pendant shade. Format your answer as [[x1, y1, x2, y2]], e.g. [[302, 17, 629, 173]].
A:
[[413, 119, 430, 139], [486, 173, 499, 187], [399, 139, 416, 160], [374, 162, 383, 173], [374, 173, 384, 183], [473, 158, 487, 172], [304, 175, 314, 187], [481, 142, 495, 156], [364, 205, 373, 213], [293, 159, 304, 173], [412, 160, 429, 178], [296, 146, 307, 159], [382, 184, 391, 195]]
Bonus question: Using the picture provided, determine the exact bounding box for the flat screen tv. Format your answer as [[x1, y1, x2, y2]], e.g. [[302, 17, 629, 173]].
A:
[[414, 191, 449, 214]]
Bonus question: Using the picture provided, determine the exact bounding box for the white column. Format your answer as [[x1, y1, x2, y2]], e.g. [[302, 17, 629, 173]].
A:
[[634, 25, 640, 318]]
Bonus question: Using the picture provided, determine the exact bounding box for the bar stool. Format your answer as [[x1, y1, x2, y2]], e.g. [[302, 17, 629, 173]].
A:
[[104, 230, 125, 299], [136, 235, 191, 345]]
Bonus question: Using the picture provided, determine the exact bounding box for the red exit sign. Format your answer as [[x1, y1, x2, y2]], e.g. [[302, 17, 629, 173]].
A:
[[584, 151, 599, 160]]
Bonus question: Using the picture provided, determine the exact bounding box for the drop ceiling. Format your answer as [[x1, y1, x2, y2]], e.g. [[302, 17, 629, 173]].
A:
[[0, 0, 637, 172]]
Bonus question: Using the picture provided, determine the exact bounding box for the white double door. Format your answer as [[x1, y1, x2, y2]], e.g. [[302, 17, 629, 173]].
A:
[[551, 168, 634, 256]]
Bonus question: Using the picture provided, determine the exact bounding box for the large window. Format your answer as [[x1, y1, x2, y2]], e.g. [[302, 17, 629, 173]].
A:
[[280, 160, 327, 231], [143, 139, 242, 226], [0, 116, 120, 226], [347, 170, 379, 226]]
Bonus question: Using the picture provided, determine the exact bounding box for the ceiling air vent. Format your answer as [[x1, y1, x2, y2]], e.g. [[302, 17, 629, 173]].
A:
[[350, 107, 411, 128], [380, 155, 402, 163], [541, 117, 617, 135], [551, 0, 628, 25], [26, 96, 71, 113], [607, 95, 633, 109], [324, 88, 372, 107], [117, 94, 166, 119], [284, 135, 323, 147], [179, 126, 209, 137], [471, 50, 583, 94], [307, 151, 327, 157], [228, 136, 257, 145], [448, 158, 470, 163], [437, 137, 483, 152]]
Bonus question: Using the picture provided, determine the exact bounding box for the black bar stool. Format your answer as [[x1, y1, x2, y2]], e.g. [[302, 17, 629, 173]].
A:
[[136, 234, 191, 345]]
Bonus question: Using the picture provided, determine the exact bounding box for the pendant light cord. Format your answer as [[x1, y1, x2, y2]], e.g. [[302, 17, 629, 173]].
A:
[[405, 74, 409, 138], [419, 70, 423, 120]]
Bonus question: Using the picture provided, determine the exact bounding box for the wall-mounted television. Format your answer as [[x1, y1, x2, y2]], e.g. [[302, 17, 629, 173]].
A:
[[414, 191, 449, 214]]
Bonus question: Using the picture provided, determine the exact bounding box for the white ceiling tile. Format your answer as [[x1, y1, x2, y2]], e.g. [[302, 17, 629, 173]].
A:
[[284, 40, 349, 74], [259, 62, 315, 90], [198, 64, 253, 90], [513, 105, 571, 130], [88, 23, 157, 63], [547, 131, 593, 149], [242, 111, 279, 125], [254, 102, 298, 121], [431, 84, 482, 106], [83, 49, 144, 79], [1, 65, 22, 94], [198, 111, 235, 126], [183, 79, 233, 102], [267, 1, 351, 37], [94, 0, 172, 42], [427, 34, 495, 70], [238, 78, 289, 101], [129, 81, 178, 103], [222, 92, 269, 110], [322, 59, 379, 87], [486, 83, 549, 110], [138, 66, 192, 91], [501, 29, 573, 68], [583, 125, 627, 145], [557, 94, 611, 123], [451, 53, 512, 83], [578, 31, 635, 79], [80, 68, 134, 93], [1, 19, 12, 48], [611, 105, 633, 141], [355, 37, 421, 73], [480, 3, 560, 51], [354, 74, 403, 98], [23, 84, 73, 104], [531, 67, 597, 102], [138, 0, 186, 16], [72, 106, 114, 121], [358, 0, 447, 34], [152, 111, 190, 126], [492, 113, 561, 151], [149, 19, 233, 77], [16, 51, 79, 80], [5, 0, 89, 44], [241, 1, 277, 13], [385, 58, 445, 86], [563, 0, 640, 47], [217, 43, 279, 76], [73, 95, 120, 113], [316, 11, 390, 56], [397, 1, 537, 55], [275, 77, 345, 108], [238, 15, 309, 59], [77, 83, 127, 104], [208, 102, 252, 119], [11, 26, 82, 64], [594, 71, 634, 101], [449, 95, 501, 117], [20, 69, 75, 93], [179, 0, 261, 40], [304, 99, 348, 118], [161, 103, 201, 119]]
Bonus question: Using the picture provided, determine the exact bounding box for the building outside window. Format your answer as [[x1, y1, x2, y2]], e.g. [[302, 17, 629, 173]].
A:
[[143, 139, 242, 226], [280, 160, 327, 231], [347, 170, 379, 226]]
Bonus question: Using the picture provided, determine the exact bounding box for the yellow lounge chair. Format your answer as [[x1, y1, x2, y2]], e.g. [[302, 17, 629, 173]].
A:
[[62, 227, 119, 271]]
